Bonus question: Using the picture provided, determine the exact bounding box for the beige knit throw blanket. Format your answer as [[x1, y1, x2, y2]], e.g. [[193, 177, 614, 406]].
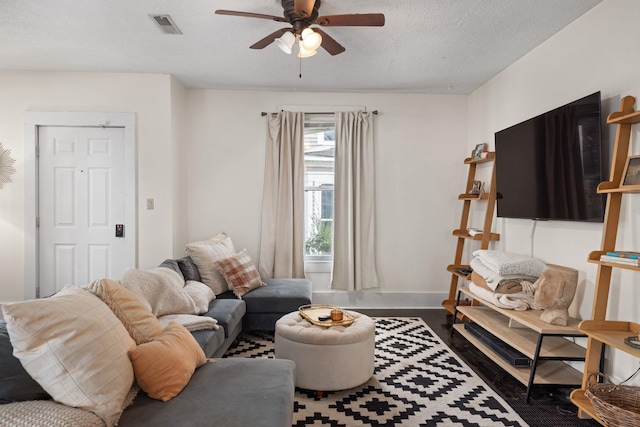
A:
[[0, 385, 140, 427], [120, 267, 218, 330], [0, 400, 104, 427]]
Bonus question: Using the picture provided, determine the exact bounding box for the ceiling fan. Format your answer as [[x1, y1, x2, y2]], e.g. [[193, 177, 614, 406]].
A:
[[215, 0, 385, 56]]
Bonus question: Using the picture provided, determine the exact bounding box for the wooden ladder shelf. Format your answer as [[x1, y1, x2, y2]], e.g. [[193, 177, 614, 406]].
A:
[[442, 152, 499, 315]]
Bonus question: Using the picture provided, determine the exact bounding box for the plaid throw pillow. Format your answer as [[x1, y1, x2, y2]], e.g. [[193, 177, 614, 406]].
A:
[[216, 249, 265, 298]]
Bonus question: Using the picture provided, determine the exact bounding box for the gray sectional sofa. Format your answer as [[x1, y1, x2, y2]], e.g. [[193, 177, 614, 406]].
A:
[[192, 277, 314, 358], [0, 256, 313, 427], [165, 256, 313, 357]]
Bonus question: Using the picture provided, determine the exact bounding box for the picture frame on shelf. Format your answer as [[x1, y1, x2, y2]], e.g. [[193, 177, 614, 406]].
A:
[[622, 155, 640, 186], [472, 143, 488, 159]]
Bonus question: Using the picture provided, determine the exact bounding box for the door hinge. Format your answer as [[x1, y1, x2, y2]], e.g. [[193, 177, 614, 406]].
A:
[[36, 217, 40, 228], [35, 140, 40, 158]]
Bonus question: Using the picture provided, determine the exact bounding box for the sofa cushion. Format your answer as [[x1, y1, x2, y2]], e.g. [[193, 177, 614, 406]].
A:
[[0, 323, 49, 403], [217, 249, 265, 299], [88, 278, 164, 345], [129, 322, 207, 402], [118, 358, 296, 427], [203, 298, 246, 338], [158, 259, 184, 279], [242, 278, 312, 314], [176, 256, 202, 282], [191, 326, 225, 357], [185, 232, 236, 295], [2, 288, 136, 427]]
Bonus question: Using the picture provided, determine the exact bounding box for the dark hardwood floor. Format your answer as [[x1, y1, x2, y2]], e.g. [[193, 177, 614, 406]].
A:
[[357, 308, 600, 427]]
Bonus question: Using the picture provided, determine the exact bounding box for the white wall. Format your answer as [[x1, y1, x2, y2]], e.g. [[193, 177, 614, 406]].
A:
[[0, 73, 468, 308], [170, 76, 189, 257], [186, 90, 467, 307], [0, 72, 185, 303], [467, 0, 640, 382]]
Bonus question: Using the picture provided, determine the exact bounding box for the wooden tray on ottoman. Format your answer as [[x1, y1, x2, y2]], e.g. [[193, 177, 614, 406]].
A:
[[298, 304, 355, 327]]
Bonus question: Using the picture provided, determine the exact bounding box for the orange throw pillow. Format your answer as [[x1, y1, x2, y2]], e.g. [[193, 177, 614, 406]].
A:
[[129, 322, 206, 401], [88, 278, 164, 345]]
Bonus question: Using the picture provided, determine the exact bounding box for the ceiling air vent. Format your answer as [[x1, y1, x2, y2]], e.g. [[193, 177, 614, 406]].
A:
[[151, 14, 182, 35]]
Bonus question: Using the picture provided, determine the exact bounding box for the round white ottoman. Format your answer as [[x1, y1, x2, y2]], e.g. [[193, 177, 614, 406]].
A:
[[274, 310, 375, 395]]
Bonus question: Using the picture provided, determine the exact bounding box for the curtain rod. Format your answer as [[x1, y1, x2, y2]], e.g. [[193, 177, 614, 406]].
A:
[[261, 110, 378, 116]]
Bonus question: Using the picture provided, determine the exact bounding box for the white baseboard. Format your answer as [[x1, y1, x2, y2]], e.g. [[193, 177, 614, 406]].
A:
[[311, 291, 448, 309]]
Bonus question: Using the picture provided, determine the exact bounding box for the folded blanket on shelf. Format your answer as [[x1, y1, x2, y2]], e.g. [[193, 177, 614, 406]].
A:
[[469, 282, 541, 311], [470, 271, 524, 294], [496, 281, 524, 294], [470, 257, 539, 291], [472, 249, 546, 277]]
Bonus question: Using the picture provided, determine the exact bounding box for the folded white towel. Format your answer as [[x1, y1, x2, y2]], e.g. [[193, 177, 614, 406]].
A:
[[470, 258, 539, 291], [472, 250, 546, 277]]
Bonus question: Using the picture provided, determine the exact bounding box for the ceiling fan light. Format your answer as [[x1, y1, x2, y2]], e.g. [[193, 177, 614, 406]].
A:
[[300, 28, 322, 51], [275, 31, 295, 54], [298, 43, 317, 58]]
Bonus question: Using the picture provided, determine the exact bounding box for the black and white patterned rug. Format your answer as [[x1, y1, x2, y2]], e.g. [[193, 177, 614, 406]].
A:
[[224, 317, 527, 426]]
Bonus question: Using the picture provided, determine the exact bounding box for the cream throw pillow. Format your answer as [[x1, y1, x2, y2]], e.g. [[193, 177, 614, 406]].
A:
[[88, 278, 164, 344], [1, 288, 136, 427], [129, 322, 207, 402], [184, 280, 215, 314], [185, 232, 236, 295]]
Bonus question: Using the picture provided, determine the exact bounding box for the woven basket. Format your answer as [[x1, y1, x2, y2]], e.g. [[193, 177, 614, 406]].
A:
[[585, 372, 640, 427]]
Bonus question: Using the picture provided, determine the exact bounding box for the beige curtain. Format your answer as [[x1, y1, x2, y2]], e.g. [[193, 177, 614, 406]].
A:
[[331, 111, 379, 290], [258, 111, 306, 279]]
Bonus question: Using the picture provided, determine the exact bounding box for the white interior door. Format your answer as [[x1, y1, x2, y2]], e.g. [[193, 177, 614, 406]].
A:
[[38, 126, 132, 296]]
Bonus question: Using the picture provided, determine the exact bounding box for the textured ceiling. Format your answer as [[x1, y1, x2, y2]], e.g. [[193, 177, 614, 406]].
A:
[[0, 0, 602, 94]]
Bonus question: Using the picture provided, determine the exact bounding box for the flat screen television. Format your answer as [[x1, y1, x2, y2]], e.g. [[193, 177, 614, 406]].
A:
[[494, 91, 607, 222]]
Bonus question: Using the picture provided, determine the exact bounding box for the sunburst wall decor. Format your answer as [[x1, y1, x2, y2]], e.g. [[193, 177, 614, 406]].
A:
[[0, 143, 16, 189]]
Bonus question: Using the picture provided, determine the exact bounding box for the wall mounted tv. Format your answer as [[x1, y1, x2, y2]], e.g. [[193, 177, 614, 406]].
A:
[[494, 91, 607, 222]]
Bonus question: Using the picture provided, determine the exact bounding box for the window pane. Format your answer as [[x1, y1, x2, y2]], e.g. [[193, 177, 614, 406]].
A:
[[321, 184, 333, 219], [304, 189, 333, 256], [304, 115, 335, 259]]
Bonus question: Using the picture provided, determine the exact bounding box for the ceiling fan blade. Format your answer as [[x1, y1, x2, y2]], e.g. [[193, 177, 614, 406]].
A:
[[313, 28, 345, 56], [293, 0, 316, 18], [250, 28, 291, 49], [215, 10, 287, 23], [315, 13, 385, 27]]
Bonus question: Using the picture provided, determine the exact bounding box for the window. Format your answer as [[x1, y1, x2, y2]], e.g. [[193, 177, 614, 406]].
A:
[[304, 113, 335, 262]]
